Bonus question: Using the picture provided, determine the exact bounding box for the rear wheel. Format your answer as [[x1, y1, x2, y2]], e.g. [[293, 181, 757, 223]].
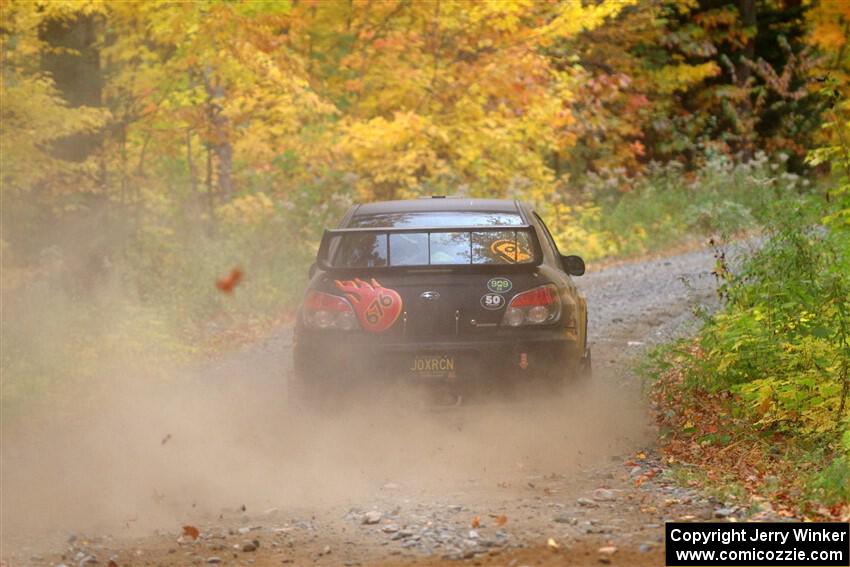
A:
[[542, 348, 591, 395], [290, 347, 338, 410]]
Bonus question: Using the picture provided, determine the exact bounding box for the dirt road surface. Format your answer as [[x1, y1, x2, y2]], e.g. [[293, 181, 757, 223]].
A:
[[2, 244, 763, 567]]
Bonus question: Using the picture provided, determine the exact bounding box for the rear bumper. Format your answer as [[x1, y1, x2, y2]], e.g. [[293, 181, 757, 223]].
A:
[[293, 327, 581, 382]]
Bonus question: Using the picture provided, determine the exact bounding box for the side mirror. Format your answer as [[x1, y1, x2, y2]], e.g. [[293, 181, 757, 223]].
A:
[[308, 262, 318, 279], [561, 255, 585, 276]]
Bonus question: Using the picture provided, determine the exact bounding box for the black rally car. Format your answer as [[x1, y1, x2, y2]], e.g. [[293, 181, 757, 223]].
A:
[[293, 197, 590, 394]]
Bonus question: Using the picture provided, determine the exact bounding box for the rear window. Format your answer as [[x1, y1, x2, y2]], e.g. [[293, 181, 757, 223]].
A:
[[348, 211, 524, 228], [328, 229, 536, 268]]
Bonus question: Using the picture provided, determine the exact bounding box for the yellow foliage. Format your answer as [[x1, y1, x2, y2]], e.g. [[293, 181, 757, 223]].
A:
[[536, 0, 637, 46], [339, 112, 448, 201], [543, 202, 621, 260], [650, 62, 722, 94], [216, 193, 276, 226]]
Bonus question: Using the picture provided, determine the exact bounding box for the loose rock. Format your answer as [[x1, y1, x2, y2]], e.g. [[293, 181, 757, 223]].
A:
[[598, 545, 617, 563], [593, 489, 616, 501], [241, 541, 258, 553]]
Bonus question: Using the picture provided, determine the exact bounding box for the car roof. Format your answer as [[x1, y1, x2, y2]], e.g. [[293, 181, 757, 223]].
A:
[[351, 198, 523, 217]]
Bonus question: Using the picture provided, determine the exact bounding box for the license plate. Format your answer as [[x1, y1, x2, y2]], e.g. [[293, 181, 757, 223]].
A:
[[409, 355, 456, 378]]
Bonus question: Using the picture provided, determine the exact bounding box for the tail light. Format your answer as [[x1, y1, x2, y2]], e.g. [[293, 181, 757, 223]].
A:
[[303, 290, 359, 330], [502, 284, 563, 327]]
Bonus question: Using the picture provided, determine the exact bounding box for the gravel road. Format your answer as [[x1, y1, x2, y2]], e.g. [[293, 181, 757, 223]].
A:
[[2, 242, 768, 567]]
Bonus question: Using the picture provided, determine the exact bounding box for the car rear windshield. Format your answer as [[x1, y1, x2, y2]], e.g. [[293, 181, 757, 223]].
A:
[[324, 210, 537, 268]]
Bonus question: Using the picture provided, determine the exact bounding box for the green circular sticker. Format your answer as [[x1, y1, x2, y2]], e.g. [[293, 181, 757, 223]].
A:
[[487, 277, 512, 293]]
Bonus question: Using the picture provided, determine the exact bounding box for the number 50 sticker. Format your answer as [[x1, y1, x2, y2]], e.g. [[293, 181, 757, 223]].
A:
[[480, 293, 505, 310]]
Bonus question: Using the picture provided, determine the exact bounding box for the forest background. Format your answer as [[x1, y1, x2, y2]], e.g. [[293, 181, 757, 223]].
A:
[[2, 0, 849, 514]]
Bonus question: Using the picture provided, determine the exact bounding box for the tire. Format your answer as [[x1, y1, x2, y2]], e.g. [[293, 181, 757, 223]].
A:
[[564, 347, 592, 396], [289, 347, 333, 410]]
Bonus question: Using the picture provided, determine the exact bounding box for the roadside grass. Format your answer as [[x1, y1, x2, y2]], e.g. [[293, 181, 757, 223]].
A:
[[644, 188, 850, 518], [665, 465, 750, 507]]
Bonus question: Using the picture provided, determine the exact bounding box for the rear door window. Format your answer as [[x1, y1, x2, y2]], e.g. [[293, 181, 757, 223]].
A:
[[532, 212, 560, 263]]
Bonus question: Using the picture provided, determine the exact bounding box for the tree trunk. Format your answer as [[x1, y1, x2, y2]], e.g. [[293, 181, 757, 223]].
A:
[[40, 13, 104, 162], [737, 0, 757, 85], [204, 70, 235, 199]]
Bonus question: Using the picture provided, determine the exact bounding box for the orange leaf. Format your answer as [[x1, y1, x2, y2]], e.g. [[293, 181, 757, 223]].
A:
[[471, 516, 480, 529], [216, 268, 243, 294], [182, 525, 200, 540], [495, 515, 508, 526]]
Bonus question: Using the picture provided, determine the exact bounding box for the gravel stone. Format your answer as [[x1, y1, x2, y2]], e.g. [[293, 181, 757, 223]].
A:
[[593, 489, 616, 501], [241, 541, 257, 552]]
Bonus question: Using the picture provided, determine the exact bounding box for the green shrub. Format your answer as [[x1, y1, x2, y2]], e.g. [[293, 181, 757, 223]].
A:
[[806, 455, 850, 507], [545, 152, 807, 261]]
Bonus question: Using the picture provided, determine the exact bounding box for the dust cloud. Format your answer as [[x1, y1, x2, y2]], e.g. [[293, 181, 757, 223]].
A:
[[2, 364, 648, 544], [1, 256, 649, 552]]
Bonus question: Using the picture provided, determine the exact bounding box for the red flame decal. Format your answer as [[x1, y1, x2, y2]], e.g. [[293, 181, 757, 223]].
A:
[[334, 278, 403, 333]]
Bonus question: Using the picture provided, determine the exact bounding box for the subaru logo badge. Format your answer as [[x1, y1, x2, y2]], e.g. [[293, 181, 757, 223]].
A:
[[420, 290, 440, 301]]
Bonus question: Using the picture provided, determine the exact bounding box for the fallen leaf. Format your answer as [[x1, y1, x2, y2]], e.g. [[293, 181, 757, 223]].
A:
[[471, 516, 480, 529], [495, 515, 508, 526], [216, 268, 243, 294], [182, 525, 200, 540]]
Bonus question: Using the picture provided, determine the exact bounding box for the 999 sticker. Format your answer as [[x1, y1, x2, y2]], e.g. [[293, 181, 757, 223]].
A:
[[487, 277, 512, 293], [480, 293, 505, 310]]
